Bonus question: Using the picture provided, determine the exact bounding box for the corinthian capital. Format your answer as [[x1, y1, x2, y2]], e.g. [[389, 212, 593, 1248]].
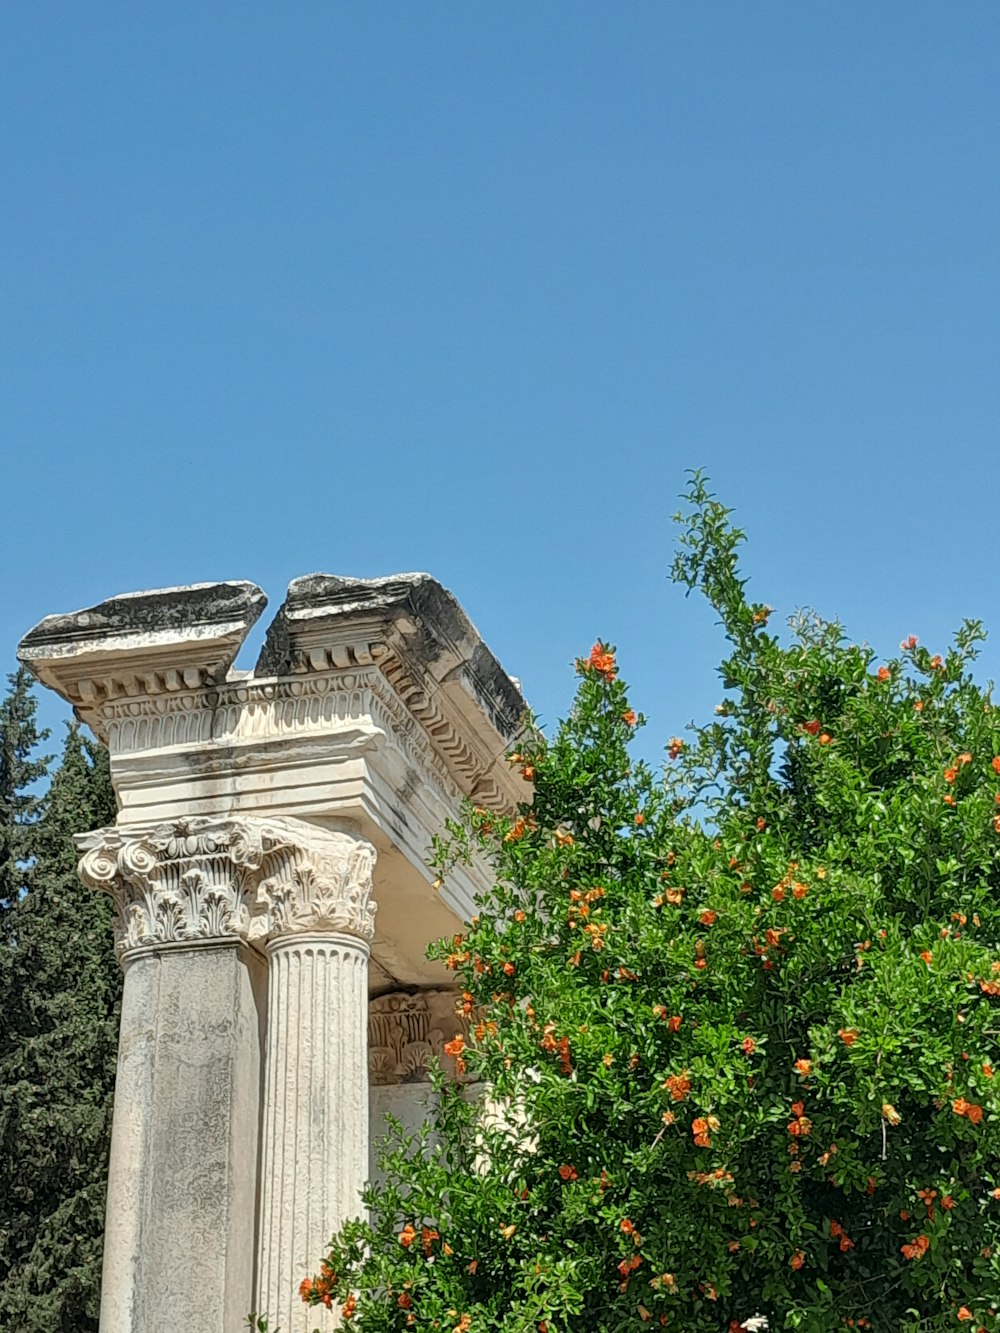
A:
[[250, 829, 377, 944], [77, 816, 376, 959]]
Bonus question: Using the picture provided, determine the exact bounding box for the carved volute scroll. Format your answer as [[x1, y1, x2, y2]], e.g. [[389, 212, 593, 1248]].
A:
[[77, 816, 377, 960]]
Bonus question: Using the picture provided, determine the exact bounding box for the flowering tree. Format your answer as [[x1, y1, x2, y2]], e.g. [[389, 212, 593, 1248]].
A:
[[298, 476, 1000, 1333]]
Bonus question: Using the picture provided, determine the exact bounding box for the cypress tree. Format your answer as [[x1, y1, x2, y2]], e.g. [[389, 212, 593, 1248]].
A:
[[0, 714, 120, 1332], [0, 667, 49, 913]]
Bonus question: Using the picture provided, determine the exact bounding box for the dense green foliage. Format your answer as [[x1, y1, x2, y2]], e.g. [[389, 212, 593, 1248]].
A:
[[299, 478, 1000, 1333], [0, 668, 49, 912], [0, 674, 119, 1332]]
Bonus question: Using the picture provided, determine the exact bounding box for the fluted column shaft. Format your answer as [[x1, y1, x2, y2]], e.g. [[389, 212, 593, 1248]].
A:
[[252, 829, 377, 1333], [257, 934, 369, 1331]]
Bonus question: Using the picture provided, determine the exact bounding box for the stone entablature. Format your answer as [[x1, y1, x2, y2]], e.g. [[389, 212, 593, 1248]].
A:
[[19, 573, 524, 811]]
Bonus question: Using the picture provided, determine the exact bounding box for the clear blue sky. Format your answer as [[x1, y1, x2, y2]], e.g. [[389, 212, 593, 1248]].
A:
[[2, 4, 998, 758]]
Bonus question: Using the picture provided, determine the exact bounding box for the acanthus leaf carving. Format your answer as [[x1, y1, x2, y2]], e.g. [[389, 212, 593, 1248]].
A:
[[77, 816, 376, 960], [251, 836, 376, 944], [368, 990, 467, 1084]]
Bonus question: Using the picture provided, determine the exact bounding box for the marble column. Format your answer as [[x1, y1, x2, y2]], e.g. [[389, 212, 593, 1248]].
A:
[[252, 828, 377, 1333], [77, 817, 293, 1333]]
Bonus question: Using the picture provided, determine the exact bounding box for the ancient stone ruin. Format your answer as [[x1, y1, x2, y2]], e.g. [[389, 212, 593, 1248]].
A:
[[18, 573, 525, 1333]]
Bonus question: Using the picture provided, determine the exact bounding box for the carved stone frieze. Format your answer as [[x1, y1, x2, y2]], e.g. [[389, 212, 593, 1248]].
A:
[[368, 990, 469, 1084], [77, 816, 376, 959], [96, 669, 465, 805]]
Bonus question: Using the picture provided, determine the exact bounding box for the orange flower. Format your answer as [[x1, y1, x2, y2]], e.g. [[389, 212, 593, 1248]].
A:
[[505, 816, 529, 843], [399, 1223, 417, 1248], [920, 950, 933, 966], [791, 1101, 805, 1117], [944, 794, 957, 806], [790, 1250, 805, 1270], [958, 752, 973, 765], [558, 1164, 578, 1181], [930, 654, 943, 669], [635, 812, 645, 826], [667, 1014, 683, 1032], [622, 710, 637, 726], [900, 1234, 930, 1261], [772, 886, 786, 903], [942, 1195, 955, 1210], [838, 1028, 859, 1046], [952, 1098, 983, 1123], [742, 1037, 756, 1055], [792, 882, 808, 900], [397, 1292, 413, 1309], [667, 737, 685, 760], [818, 732, 832, 745], [984, 1063, 994, 1078], [586, 642, 617, 680], [944, 767, 959, 784], [902, 635, 918, 649], [299, 1278, 314, 1302], [876, 666, 890, 682], [342, 1294, 357, 1320], [663, 1071, 692, 1101], [882, 1103, 901, 1125], [699, 910, 718, 926], [957, 1309, 973, 1323], [444, 1035, 465, 1059], [801, 719, 821, 735], [794, 1059, 812, 1077], [502, 961, 516, 976], [993, 756, 1000, 774]]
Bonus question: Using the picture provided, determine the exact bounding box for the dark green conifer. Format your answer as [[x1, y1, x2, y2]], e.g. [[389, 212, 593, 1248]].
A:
[[0, 667, 50, 913], [0, 713, 119, 1333]]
